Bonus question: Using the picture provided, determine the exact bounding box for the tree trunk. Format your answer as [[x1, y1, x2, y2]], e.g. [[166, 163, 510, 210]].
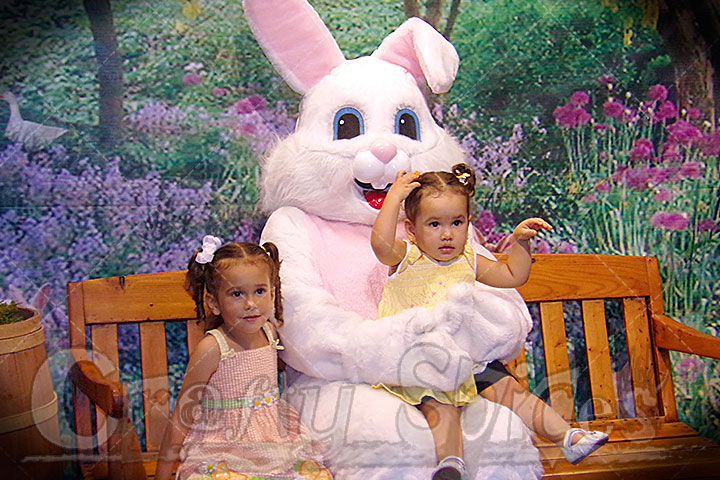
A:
[[402, 0, 463, 40], [83, 0, 124, 149], [656, 1, 719, 127]]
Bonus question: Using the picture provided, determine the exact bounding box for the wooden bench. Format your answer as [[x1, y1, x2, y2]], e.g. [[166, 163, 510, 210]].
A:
[[66, 254, 720, 479]]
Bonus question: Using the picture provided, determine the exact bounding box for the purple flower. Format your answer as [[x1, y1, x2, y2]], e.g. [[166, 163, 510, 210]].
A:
[[699, 131, 720, 156], [677, 356, 705, 382], [655, 100, 677, 123], [678, 161, 704, 179], [667, 120, 702, 145], [182, 72, 203, 86], [686, 108, 702, 120], [473, 210, 496, 236], [696, 219, 718, 233], [661, 142, 683, 161], [212, 87, 228, 96], [648, 84, 668, 102], [654, 188, 673, 203], [651, 212, 689, 230], [231, 95, 267, 114], [624, 167, 651, 191], [534, 239, 551, 254], [596, 181, 611, 193], [598, 74, 617, 87], [557, 241, 577, 254], [593, 123, 611, 132], [581, 192, 597, 203], [603, 99, 625, 120], [628, 138, 654, 162], [553, 104, 591, 129], [647, 167, 675, 185], [570, 91, 590, 106]]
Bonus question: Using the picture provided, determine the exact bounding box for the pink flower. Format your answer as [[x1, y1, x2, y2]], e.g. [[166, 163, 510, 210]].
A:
[[628, 138, 654, 162], [212, 87, 228, 96], [654, 188, 673, 202], [648, 84, 668, 102], [647, 167, 675, 185], [661, 142, 683, 161], [686, 107, 702, 120], [598, 74, 617, 87], [230, 95, 267, 114], [534, 239, 551, 254], [182, 73, 203, 86], [570, 91, 590, 106], [699, 131, 720, 156], [581, 193, 598, 203], [677, 356, 705, 382], [696, 219, 718, 233], [596, 180, 611, 193], [603, 99, 625, 120], [667, 120, 702, 145], [557, 241, 577, 254], [553, 104, 591, 129], [678, 161, 704, 179], [655, 100, 677, 123], [624, 167, 650, 191], [651, 212, 689, 230], [474, 210, 496, 236], [593, 123, 611, 132]]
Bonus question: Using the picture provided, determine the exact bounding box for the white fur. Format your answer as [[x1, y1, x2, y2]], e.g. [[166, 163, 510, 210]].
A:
[[246, 1, 542, 477]]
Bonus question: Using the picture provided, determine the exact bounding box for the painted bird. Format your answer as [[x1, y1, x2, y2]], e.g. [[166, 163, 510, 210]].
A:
[[3, 91, 66, 151]]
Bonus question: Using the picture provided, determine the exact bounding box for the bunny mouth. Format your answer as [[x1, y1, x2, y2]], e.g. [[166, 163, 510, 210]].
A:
[[354, 180, 390, 210]]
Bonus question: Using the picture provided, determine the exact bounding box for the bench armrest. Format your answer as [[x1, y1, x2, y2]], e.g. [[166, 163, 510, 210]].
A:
[[653, 313, 720, 360], [69, 359, 127, 418]]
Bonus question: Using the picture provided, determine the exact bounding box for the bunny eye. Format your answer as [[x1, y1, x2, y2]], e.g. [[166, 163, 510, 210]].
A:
[[395, 109, 420, 140], [334, 107, 364, 140]]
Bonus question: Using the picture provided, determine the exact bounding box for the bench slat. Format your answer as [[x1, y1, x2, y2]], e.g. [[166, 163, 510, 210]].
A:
[[187, 320, 205, 358], [623, 298, 659, 417], [507, 348, 529, 391], [581, 300, 618, 420], [81, 271, 195, 324], [540, 302, 574, 421], [140, 322, 170, 452], [91, 324, 120, 455]]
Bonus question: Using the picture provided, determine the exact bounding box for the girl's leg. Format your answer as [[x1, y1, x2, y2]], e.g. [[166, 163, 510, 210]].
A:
[[420, 399, 464, 460], [479, 376, 569, 445]]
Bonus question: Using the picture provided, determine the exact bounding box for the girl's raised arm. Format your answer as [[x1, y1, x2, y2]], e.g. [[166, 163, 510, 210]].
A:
[[155, 335, 221, 480], [370, 171, 418, 267], [475, 217, 552, 288]]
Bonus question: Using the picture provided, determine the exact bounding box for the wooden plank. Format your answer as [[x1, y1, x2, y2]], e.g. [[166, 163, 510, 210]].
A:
[[140, 322, 170, 452], [532, 419, 703, 446], [81, 271, 195, 325], [623, 298, 659, 417], [507, 348, 529, 390], [186, 320, 204, 358], [91, 324, 119, 455], [540, 302, 574, 421], [496, 254, 653, 302], [581, 300, 618, 420], [67, 281, 94, 455]]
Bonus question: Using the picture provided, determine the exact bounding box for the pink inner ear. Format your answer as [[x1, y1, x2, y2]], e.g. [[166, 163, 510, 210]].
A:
[[243, 0, 345, 94]]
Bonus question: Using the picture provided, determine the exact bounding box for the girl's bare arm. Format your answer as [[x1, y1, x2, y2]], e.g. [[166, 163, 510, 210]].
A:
[[370, 171, 418, 266]]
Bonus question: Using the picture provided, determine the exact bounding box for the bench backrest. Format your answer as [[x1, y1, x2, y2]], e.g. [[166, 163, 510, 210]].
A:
[[66, 254, 676, 460]]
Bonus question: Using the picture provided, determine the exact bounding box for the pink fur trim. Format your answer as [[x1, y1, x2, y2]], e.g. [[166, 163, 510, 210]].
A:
[[243, 0, 345, 94]]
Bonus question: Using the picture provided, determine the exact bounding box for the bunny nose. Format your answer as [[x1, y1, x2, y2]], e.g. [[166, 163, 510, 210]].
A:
[[370, 143, 397, 164]]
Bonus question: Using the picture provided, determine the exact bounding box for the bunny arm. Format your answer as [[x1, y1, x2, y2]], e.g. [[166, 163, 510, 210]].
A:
[[261, 206, 474, 392]]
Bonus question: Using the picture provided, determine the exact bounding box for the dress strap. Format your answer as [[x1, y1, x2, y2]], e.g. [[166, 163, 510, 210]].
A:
[[262, 322, 284, 350], [206, 329, 235, 359]]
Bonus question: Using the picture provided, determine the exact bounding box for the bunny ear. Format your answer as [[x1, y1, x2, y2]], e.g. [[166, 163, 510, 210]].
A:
[[242, 0, 346, 94], [372, 17, 459, 94]]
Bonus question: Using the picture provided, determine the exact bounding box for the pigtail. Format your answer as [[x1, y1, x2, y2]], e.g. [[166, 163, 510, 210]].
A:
[[451, 163, 476, 196], [185, 250, 208, 321], [262, 241, 284, 326]]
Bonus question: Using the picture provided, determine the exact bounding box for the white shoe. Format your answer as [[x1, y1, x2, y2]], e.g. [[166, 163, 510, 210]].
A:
[[432, 456, 467, 480], [561, 428, 609, 464]]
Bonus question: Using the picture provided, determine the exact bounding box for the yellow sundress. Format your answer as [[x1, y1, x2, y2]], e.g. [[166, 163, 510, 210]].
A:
[[375, 240, 478, 406]]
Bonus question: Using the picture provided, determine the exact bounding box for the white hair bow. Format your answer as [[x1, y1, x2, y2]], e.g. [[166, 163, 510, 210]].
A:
[[195, 235, 223, 264]]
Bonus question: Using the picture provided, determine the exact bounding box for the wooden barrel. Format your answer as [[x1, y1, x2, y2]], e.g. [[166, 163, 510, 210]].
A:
[[0, 307, 63, 479]]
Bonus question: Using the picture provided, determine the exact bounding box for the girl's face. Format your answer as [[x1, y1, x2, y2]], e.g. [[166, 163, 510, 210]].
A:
[[206, 260, 275, 340], [405, 191, 469, 262]]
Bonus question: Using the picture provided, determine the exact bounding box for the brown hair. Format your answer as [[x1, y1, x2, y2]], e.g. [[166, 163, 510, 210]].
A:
[[404, 163, 476, 223], [185, 241, 284, 331]]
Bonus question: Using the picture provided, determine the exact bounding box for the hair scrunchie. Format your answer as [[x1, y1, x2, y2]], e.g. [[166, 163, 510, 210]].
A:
[[195, 235, 223, 264]]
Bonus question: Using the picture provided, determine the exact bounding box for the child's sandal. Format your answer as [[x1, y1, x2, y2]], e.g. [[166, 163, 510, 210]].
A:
[[431, 456, 467, 480], [561, 428, 609, 464]]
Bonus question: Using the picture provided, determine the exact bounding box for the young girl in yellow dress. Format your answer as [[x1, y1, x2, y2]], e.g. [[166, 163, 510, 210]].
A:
[[371, 164, 608, 480], [156, 237, 331, 480]]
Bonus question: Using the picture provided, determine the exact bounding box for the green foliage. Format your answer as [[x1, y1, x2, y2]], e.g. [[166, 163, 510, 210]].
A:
[[0, 301, 25, 325]]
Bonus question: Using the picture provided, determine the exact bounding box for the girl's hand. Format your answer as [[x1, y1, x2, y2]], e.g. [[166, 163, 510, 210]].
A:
[[386, 170, 420, 202], [513, 217, 552, 241]]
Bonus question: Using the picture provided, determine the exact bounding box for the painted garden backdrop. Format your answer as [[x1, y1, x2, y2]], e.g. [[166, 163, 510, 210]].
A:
[[1, 0, 719, 466]]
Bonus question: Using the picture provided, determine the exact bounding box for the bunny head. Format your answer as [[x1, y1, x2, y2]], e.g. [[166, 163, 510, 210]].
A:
[[245, 0, 467, 225]]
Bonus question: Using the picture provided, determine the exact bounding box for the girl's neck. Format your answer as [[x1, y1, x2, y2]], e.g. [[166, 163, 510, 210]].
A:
[[220, 322, 269, 351]]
